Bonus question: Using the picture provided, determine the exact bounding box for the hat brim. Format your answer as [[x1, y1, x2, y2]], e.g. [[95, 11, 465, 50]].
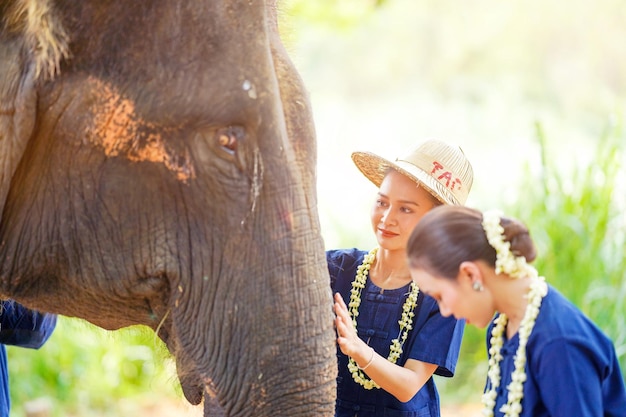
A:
[[351, 151, 460, 206]]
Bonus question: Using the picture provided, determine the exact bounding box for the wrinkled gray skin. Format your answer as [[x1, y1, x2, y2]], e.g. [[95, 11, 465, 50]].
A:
[[0, 1, 336, 415]]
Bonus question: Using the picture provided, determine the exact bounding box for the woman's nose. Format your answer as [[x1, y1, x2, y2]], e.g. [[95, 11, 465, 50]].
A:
[[380, 209, 392, 224]]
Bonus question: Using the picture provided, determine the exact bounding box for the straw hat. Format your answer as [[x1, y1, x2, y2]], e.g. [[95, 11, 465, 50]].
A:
[[351, 139, 474, 206]]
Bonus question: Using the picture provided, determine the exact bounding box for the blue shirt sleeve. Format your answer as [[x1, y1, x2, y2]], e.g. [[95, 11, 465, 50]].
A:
[[0, 300, 57, 349], [407, 294, 465, 377]]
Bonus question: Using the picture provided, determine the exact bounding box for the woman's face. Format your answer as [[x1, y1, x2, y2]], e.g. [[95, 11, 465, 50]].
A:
[[409, 266, 494, 328], [371, 170, 438, 252]]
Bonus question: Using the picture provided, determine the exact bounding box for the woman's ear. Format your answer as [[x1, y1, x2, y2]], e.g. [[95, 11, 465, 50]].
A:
[[458, 261, 483, 291]]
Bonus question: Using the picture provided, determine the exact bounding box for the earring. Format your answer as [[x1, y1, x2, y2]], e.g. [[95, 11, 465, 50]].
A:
[[472, 281, 484, 292]]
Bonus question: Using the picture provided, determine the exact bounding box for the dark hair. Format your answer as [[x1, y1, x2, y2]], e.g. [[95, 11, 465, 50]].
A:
[[407, 206, 536, 280]]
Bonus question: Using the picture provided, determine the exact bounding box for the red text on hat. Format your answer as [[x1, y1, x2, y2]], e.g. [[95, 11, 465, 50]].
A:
[[431, 161, 462, 191]]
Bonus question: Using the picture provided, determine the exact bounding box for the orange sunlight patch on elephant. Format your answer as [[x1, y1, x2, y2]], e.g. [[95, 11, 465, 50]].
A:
[[87, 76, 196, 182]]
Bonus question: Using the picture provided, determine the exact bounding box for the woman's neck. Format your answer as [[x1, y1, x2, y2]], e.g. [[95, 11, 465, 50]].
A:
[[493, 277, 533, 339], [369, 247, 412, 290]]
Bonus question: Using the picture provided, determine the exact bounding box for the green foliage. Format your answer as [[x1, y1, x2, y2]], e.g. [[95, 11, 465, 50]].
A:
[[278, 0, 391, 49], [281, 0, 384, 29], [7, 318, 181, 417], [509, 122, 626, 362]]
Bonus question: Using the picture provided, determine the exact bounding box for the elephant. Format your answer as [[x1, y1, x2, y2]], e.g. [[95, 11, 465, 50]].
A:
[[0, 1, 336, 416]]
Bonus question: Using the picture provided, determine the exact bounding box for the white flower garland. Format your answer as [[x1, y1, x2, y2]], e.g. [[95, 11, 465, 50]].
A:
[[346, 247, 420, 389], [481, 210, 537, 280], [481, 210, 548, 417]]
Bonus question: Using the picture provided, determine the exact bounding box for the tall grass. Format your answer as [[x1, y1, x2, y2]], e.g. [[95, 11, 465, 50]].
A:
[[515, 122, 626, 363]]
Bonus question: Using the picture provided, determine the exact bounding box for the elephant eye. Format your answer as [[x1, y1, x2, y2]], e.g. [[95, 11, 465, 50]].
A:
[[218, 132, 237, 154], [216, 126, 242, 155]]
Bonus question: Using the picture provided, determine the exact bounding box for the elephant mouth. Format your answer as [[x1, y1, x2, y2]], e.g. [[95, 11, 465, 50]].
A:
[[150, 309, 204, 405], [180, 372, 204, 406]]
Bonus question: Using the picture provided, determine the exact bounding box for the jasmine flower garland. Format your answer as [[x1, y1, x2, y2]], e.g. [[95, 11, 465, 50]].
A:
[[481, 210, 548, 417], [346, 248, 420, 389], [481, 210, 538, 280]]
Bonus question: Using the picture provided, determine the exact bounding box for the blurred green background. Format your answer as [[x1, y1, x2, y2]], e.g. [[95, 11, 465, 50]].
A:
[[8, 0, 626, 415]]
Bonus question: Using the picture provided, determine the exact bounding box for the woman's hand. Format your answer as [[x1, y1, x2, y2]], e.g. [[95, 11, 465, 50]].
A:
[[333, 293, 371, 364], [333, 292, 438, 402]]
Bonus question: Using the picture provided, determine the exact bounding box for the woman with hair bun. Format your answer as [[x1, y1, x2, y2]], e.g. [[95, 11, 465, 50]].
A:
[[406, 205, 626, 417]]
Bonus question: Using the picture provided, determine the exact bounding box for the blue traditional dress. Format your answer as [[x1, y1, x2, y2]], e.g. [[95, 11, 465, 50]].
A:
[[0, 300, 57, 417], [486, 285, 626, 417], [328, 248, 464, 417]]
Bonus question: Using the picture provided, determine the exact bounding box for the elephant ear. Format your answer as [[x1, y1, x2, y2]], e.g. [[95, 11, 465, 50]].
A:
[[0, 0, 69, 213]]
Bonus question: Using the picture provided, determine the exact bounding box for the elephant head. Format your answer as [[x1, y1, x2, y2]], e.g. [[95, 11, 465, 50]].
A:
[[0, 1, 336, 415]]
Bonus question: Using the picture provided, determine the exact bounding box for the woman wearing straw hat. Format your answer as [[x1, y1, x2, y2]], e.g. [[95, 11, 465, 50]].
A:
[[406, 206, 626, 417], [329, 139, 474, 416]]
